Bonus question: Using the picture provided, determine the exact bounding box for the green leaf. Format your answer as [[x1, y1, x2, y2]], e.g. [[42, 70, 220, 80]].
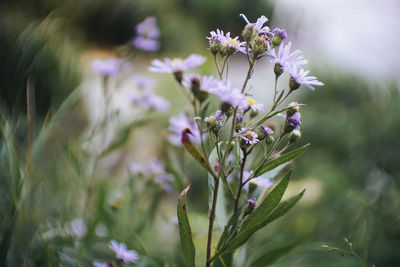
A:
[[100, 119, 148, 157], [250, 242, 297, 266], [177, 184, 196, 267], [217, 172, 305, 257], [242, 170, 292, 231], [254, 143, 310, 177]]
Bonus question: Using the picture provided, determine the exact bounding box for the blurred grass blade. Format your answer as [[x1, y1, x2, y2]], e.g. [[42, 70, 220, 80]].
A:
[[250, 242, 297, 266], [254, 143, 310, 177], [177, 184, 196, 267]]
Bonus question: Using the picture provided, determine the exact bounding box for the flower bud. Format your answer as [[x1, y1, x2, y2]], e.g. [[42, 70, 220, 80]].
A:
[[274, 63, 283, 77], [266, 135, 274, 145], [206, 116, 221, 134], [174, 71, 183, 84], [221, 102, 232, 113], [284, 112, 301, 134], [289, 77, 300, 91], [210, 42, 221, 55], [257, 125, 273, 140], [242, 24, 258, 42], [271, 28, 287, 47], [286, 102, 300, 117], [252, 35, 269, 58], [244, 198, 257, 216], [190, 76, 201, 96], [289, 129, 301, 143]]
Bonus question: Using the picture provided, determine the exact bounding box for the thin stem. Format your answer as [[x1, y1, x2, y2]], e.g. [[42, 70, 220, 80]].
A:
[[206, 177, 220, 267], [272, 75, 278, 105], [234, 150, 247, 212]]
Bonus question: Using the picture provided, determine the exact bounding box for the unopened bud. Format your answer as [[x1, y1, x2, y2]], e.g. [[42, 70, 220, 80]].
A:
[[221, 102, 232, 113], [286, 102, 300, 117], [206, 116, 221, 134], [274, 63, 283, 77], [266, 135, 274, 145], [289, 77, 300, 91], [271, 28, 287, 47], [242, 24, 257, 42], [252, 35, 269, 58], [244, 198, 257, 215], [289, 129, 301, 143], [257, 125, 273, 140], [174, 71, 183, 84]]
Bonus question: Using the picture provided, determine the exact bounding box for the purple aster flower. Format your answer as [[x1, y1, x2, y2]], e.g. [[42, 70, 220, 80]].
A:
[[243, 170, 274, 190], [236, 114, 244, 122], [214, 81, 248, 110], [287, 112, 301, 128], [207, 29, 226, 44], [132, 75, 156, 90], [285, 63, 324, 90], [247, 198, 257, 209], [238, 128, 259, 145], [92, 58, 122, 76], [269, 42, 307, 70], [240, 14, 270, 34], [220, 32, 247, 54], [135, 17, 160, 39], [215, 110, 223, 121], [182, 74, 219, 93], [131, 91, 170, 111], [244, 97, 265, 113], [108, 240, 139, 264], [272, 28, 288, 40], [259, 125, 273, 136], [168, 113, 201, 146], [133, 36, 160, 51], [149, 54, 206, 74], [93, 261, 109, 267]]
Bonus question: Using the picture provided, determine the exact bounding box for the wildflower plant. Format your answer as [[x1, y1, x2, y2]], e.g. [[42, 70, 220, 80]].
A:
[[151, 13, 323, 266]]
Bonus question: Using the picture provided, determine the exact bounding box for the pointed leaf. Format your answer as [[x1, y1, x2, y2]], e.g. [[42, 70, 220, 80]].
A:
[[177, 184, 196, 267], [254, 143, 310, 177], [250, 242, 297, 266]]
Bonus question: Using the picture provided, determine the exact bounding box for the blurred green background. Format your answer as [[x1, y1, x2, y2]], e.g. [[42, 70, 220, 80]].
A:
[[0, 0, 399, 266]]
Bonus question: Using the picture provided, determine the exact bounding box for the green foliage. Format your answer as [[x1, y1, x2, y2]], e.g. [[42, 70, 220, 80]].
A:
[[177, 185, 196, 267]]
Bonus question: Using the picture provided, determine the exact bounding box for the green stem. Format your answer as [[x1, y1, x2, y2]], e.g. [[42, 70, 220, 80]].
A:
[[234, 150, 247, 212]]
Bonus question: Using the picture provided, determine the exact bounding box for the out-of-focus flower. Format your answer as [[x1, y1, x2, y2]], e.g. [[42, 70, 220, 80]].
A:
[[214, 81, 248, 111], [155, 173, 174, 193], [149, 54, 206, 74], [243, 170, 274, 190], [135, 17, 160, 39], [269, 42, 307, 71], [93, 261, 109, 267], [132, 36, 160, 51], [133, 17, 160, 51], [92, 58, 122, 76], [131, 91, 170, 111], [240, 14, 270, 34], [108, 240, 139, 264], [132, 75, 156, 90], [238, 128, 259, 145], [285, 63, 324, 91], [183, 74, 219, 93], [243, 97, 265, 113], [236, 114, 244, 122], [69, 219, 87, 237], [168, 113, 201, 146]]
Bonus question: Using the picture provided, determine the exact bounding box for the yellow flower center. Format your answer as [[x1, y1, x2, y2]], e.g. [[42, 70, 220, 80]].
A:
[[227, 38, 239, 46], [246, 97, 256, 105]]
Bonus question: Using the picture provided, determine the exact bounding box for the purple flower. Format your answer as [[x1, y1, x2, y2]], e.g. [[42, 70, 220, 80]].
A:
[[131, 91, 170, 111], [155, 173, 174, 193], [285, 63, 324, 90], [132, 75, 156, 90], [108, 240, 139, 264], [269, 42, 307, 69], [149, 54, 206, 74], [183, 74, 219, 93], [92, 58, 122, 76], [238, 128, 259, 145], [236, 114, 244, 122], [207, 29, 246, 54], [168, 113, 201, 146], [247, 198, 257, 209], [132, 36, 160, 51], [244, 97, 265, 113], [215, 110, 223, 121], [272, 28, 288, 40], [258, 125, 273, 136], [240, 14, 270, 34], [243, 170, 274, 190], [287, 112, 301, 128], [135, 17, 160, 39], [93, 262, 109, 267], [214, 81, 248, 110]]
